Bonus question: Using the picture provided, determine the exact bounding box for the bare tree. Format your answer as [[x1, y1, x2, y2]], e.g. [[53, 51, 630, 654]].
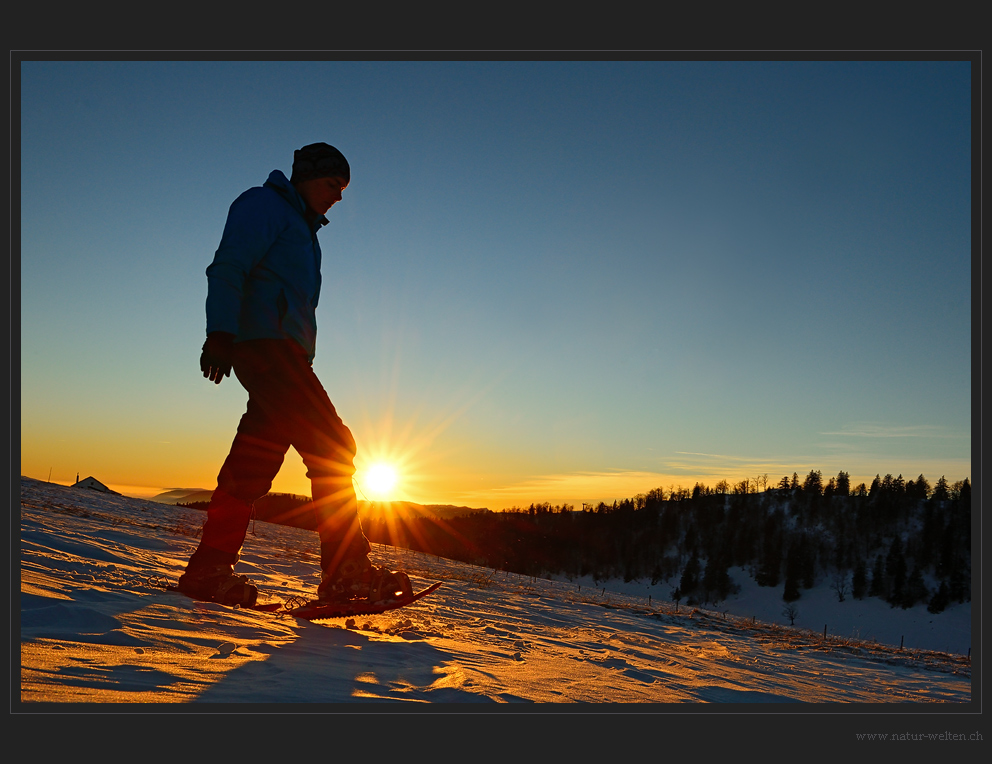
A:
[[782, 603, 799, 626], [831, 573, 849, 603]]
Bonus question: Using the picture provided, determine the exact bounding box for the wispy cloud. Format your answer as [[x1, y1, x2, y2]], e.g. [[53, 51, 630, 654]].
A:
[[667, 452, 809, 478], [673, 451, 755, 463], [819, 423, 964, 439]]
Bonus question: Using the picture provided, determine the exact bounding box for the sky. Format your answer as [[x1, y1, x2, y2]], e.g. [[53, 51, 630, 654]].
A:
[[18, 58, 973, 508]]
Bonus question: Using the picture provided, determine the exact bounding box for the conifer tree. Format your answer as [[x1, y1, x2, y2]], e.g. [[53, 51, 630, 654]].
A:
[[835, 470, 850, 496], [949, 562, 969, 603], [918, 503, 939, 568], [755, 514, 782, 587], [902, 567, 928, 609], [679, 553, 700, 598], [824, 478, 836, 500], [869, 555, 886, 598], [868, 475, 882, 501], [959, 477, 971, 505], [799, 534, 816, 589], [932, 475, 950, 502], [702, 550, 733, 603], [927, 581, 951, 614], [885, 537, 907, 607], [803, 470, 823, 495], [783, 543, 802, 602], [851, 558, 867, 599], [936, 523, 956, 580], [892, 474, 905, 494]]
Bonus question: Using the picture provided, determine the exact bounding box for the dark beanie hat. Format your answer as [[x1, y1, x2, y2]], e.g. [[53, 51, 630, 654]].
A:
[[291, 143, 350, 184]]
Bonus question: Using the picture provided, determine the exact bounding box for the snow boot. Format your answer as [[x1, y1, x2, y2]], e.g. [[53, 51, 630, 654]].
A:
[[316, 541, 412, 604], [177, 545, 258, 607], [317, 561, 413, 604]]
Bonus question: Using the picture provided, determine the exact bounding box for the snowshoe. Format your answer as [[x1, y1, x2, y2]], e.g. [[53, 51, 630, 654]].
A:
[[288, 581, 442, 620]]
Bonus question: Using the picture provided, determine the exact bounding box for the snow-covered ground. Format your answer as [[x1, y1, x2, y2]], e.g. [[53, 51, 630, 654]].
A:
[[548, 566, 971, 657], [19, 476, 972, 707]]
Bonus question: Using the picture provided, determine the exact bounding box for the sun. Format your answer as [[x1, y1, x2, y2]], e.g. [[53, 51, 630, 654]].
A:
[[362, 462, 399, 501]]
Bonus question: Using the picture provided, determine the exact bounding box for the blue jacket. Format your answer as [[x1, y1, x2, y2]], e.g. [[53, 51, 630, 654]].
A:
[[205, 170, 328, 362]]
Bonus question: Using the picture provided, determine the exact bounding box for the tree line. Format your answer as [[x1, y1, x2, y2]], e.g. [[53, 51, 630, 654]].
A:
[[361, 470, 971, 613]]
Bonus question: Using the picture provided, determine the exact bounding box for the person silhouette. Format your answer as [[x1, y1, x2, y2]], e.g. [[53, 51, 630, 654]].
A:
[[177, 143, 410, 607]]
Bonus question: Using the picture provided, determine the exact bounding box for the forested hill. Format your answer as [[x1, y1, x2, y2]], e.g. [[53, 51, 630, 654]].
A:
[[361, 471, 972, 615]]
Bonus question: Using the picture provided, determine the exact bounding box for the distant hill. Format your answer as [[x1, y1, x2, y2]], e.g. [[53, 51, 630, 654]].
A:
[[361, 501, 487, 520], [150, 488, 213, 505], [426, 504, 490, 518]]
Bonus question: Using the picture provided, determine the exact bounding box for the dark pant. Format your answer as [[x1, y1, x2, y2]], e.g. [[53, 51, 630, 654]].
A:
[[198, 339, 369, 566]]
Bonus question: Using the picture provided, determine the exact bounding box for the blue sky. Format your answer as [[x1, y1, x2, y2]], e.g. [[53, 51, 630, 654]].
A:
[[19, 58, 972, 506]]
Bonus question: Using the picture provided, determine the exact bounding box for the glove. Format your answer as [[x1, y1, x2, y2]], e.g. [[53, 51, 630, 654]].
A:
[[200, 332, 235, 384]]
